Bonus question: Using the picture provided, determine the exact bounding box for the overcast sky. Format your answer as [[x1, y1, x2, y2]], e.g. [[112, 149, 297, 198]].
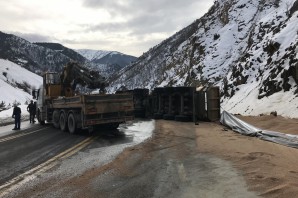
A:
[[0, 0, 213, 57]]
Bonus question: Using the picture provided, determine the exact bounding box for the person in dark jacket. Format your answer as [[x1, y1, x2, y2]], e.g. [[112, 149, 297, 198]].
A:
[[12, 104, 21, 130], [32, 102, 37, 123], [27, 100, 35, 123]]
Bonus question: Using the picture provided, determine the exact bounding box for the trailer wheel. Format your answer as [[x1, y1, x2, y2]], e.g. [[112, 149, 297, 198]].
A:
[[52, 110, 60, 129], [153, 113, 163, 119], [37, 109, 45, 125], [163, 114, 175, 120], [105, 123, 120, 130], [67, 113, 77, 134], [59, 111, 68, 132], [175, 115, 191, 122]]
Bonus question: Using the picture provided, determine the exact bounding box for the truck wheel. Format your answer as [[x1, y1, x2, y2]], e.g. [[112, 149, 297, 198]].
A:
[[52, 110, 60, 129], [175, 115, 191, 122], [59, 112, 68, 132], [107, 123, 120, 130], [37, 109, 45, 125], [67, 113, 77, 134], [163, 114, 175, 120]]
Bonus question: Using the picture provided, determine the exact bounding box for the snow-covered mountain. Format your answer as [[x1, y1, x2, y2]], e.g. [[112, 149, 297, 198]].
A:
[[76, 49, 111, 61], [0, 32, 77, 74], [34, 42, 87, 64], [0, 32, 136, 78], [0, 59, 42, 110], [109, 0, 298, 118], [76, 49, 137, 77]]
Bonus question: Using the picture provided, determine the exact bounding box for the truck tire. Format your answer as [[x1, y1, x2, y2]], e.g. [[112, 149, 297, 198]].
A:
[[67, 113, 77, 134], [37, 109, 45, 125], [59, 111, 68, 132], [107, 123, 120, 130], [52, 110, 60, 129], [175, 115, 191, 122], [163, 114, 175, 120], [153, 113, 163, 119]]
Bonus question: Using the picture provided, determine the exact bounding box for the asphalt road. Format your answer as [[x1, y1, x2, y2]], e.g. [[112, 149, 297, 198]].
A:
[[0, 124, 87, 185], [0, 120, 260, 198], [0, 120, 153, 197]]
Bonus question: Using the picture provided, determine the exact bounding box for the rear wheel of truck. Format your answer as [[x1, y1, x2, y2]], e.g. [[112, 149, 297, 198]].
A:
[[52, 110, 60, 129], [59, 111, 68, 132], [37, 109, 45, 125], [67, 113, 77, 134], [175, 115, 191, 122], [102, 123, 120, 130], [110, 123, 120, 129]]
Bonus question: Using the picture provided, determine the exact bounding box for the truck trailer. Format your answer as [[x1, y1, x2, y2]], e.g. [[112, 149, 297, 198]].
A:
[[34, 62, 134, 133]]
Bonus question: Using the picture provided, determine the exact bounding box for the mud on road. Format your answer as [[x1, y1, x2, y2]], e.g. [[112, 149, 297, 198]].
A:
[[8, 120, 258, 198]]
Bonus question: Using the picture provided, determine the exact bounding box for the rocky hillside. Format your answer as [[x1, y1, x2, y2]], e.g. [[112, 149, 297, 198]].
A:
[[0, 32, 74, 74], [0, 32, 136, 77], [34, 42, 86, 64], [109, 0, 298, 117]]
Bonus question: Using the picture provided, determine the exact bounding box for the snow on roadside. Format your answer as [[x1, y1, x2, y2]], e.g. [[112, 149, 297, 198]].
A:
[[0, 105, 30, 125], [0, 59, 42, 109], [52, 120, 155, 178], [0, 59, 41, 126]]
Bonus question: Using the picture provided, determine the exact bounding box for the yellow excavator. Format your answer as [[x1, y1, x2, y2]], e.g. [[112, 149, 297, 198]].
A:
[[43, 61, 106, 98]]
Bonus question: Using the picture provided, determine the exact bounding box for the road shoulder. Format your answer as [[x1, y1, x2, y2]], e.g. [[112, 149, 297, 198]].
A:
[[197, 119, 298, 198]]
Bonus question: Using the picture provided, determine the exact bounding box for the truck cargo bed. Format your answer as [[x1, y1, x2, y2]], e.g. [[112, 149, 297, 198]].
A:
[[51, 93, 134, 126]]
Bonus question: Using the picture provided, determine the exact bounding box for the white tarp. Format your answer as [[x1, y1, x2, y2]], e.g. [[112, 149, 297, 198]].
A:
[[220, 111, 298, 149]]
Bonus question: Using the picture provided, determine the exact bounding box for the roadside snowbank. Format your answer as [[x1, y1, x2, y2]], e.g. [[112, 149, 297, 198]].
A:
[[0, 105, 30, 126]]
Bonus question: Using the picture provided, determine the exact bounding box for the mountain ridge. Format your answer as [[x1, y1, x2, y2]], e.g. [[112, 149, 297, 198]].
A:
[[34, 42, 87, 64], [76, 49, 137, 78], [0, 31, 72, 74], [0, 31, 137, 78], [108, 0, 298, 117]]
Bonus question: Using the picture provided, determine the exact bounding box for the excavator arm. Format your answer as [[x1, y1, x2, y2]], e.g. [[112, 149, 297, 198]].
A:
[[61, 62, 107, 94]]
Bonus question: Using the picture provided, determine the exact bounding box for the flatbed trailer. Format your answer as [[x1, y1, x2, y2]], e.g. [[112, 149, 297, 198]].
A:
[[35, 70, 134, 133], [38, 93, 134, 133]]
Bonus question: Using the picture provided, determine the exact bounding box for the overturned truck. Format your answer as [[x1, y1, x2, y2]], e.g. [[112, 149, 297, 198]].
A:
[[124, 86, 220, 122]]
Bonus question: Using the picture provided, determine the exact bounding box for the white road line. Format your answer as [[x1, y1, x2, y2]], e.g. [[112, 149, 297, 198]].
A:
[[0, 136, 96, 197], [0, 127, 50, 143]]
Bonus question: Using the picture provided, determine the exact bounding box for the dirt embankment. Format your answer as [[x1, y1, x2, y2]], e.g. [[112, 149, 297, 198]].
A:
[[197, 115, 298, 198]]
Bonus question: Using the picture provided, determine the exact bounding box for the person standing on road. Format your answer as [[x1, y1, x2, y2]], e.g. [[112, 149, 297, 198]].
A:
[[27, 100, 35, 123], [32, 101, 37, 123], [12, 104, 21, 130]]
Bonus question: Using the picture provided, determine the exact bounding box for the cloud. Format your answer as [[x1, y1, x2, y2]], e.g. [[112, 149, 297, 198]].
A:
[[83, 0, 204, 15], [83, 0, 212, 35], [1, 0, 213, 56], [79, 0, 214, 56], [8, 32, 54, 43]]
